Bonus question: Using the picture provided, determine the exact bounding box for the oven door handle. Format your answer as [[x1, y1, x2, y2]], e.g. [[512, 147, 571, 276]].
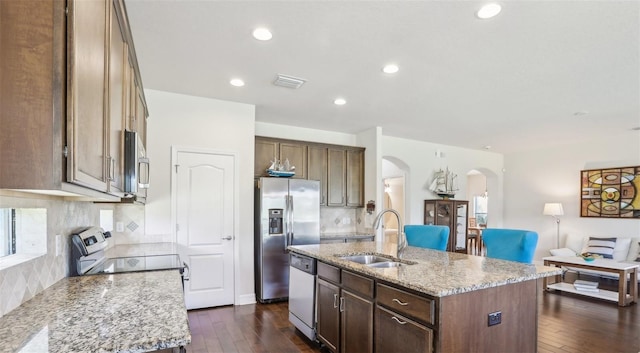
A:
[[181, 262, 190, 281]]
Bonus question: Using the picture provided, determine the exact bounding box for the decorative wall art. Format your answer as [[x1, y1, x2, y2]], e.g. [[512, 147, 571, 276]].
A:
[[581, 166, 640, 218]]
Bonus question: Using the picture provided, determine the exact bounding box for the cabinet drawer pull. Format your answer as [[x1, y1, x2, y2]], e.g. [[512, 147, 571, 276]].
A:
[[333, 294, 338, 308], [392, 298, 409, 306], [391, 316, 407, 325], [339, 297, 345, 312]]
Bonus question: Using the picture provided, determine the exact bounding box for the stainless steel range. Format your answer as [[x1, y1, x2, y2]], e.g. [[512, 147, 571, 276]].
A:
[[70, 227, 188, 282]]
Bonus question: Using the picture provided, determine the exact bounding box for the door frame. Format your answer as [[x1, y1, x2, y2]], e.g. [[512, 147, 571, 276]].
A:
[[170, 145, 240, 305]]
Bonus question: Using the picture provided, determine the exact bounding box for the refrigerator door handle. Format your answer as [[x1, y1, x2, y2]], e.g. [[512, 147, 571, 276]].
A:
[[284, 195, 290, 251], [289, 195, 295, 245]]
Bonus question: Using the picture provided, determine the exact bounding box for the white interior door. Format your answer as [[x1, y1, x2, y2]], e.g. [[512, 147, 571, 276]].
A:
[[174, 149, 235, 309]]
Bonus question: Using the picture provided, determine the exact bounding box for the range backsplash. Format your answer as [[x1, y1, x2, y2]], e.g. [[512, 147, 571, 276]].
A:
[[320, 207, 370, 235], [0, 192, 151, 318]]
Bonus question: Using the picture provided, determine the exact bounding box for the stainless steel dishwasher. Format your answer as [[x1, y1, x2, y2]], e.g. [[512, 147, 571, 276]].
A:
[[288, 252, 317, 341]]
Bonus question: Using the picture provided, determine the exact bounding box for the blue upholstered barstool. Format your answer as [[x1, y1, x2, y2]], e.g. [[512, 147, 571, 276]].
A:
[[404, 225, 450, 251], [481, 228, 538, 263]]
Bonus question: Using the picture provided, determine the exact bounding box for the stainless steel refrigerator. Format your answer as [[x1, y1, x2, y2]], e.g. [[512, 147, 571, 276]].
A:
[[254, 177, 320, 303]]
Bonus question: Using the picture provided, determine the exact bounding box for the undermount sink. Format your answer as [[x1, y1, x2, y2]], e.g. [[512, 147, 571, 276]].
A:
[[339, 255, 392, 264], [337, 254, 414, 268]]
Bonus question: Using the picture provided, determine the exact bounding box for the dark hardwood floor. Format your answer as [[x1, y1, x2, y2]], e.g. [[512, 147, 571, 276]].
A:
[[185, 274, 640, 353]]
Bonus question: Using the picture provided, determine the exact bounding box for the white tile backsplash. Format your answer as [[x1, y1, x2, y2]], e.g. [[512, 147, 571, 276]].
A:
[[0, 193, 106, 317], [111, 203, 164, 244], [320, 207, 370, 234]]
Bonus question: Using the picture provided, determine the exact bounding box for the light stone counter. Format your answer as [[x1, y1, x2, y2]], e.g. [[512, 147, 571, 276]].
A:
[[0, 270, 190, 353], [289, 242, 562, 297]]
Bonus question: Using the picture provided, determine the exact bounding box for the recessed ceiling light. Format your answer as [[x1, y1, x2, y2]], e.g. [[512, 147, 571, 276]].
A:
[[230, 78, 245, 87], [476, 3, 502, 19], [252, 28, 272, 41], [334, 98, 346, 106], [382, 64, 399, 74]]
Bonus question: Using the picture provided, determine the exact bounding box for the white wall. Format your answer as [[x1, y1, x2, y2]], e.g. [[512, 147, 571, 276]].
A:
[[467, 174, 486, 199], [504, 131, 640, 261], [145, 89, 256, 305], [256, 122, 356, 146], [381, 136, 504, 226]]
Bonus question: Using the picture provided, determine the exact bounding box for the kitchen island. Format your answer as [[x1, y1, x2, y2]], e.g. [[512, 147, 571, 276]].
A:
[[289, 242, 561, 353], [0, 270, 190, 353]]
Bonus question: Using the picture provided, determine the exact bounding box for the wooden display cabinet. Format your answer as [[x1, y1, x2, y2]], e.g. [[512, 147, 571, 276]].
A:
[[424, 199, 469, 253]]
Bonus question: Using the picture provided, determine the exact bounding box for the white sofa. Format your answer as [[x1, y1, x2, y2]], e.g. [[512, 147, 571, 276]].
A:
[[549, 233, 640, 280]]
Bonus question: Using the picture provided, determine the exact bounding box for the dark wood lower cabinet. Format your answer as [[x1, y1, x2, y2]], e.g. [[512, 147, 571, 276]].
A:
[[341, 290, 373, 353], [314, 260, 539, 353], [375, 305, 433, 353], [317, 278, 340, 352], [316, 280, 374, 353]]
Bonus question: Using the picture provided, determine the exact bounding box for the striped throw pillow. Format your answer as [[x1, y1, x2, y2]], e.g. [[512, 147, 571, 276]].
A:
[[584, 237, 617, 259]]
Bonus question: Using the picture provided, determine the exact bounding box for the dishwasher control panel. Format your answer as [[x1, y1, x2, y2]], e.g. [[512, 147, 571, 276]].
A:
[[290, 253, 316, 274]]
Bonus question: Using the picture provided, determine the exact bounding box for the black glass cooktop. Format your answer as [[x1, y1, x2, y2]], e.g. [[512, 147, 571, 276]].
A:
[[86, 254, 183, 275]]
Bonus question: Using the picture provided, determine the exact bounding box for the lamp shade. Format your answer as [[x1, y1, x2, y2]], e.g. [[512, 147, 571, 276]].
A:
[[543, 203, 564, 216]]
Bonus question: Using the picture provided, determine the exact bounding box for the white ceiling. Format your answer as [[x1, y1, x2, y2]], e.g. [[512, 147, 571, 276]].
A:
[[125, 0, 640, 154]]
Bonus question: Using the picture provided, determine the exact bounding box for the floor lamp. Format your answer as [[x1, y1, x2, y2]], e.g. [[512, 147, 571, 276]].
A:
[[543, 203, 564, 248]]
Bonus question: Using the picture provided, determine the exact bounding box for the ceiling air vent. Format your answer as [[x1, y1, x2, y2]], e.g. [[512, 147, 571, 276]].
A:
[[273, 74, 307, 89]]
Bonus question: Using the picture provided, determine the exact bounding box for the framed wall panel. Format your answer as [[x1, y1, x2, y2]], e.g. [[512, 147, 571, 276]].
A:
[[580, 166, 640, 218]]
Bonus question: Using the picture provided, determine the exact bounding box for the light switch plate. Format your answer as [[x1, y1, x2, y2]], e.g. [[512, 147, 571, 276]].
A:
[[116, 222, 124, 232]]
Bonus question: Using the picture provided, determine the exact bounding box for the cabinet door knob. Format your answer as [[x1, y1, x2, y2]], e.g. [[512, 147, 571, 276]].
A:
[[391, 316, 407, 325], [333, 294, 338, 308], [392, 298, 409, 306], [339, 297, 345, 312], [222, 236, 233, 240]]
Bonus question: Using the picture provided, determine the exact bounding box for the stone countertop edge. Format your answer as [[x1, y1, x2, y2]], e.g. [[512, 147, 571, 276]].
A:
[[0, 270, 191, 353], [289, 242, 562, 298]]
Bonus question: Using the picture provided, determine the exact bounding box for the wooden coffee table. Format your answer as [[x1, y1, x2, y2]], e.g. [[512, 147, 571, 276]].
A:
[[543, 256, 638, 306]]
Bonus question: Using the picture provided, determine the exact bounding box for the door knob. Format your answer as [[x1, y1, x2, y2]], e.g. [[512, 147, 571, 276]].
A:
[[222, 236, 233, 240]]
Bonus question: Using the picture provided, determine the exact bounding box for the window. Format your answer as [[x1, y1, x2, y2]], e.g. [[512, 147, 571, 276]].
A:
[[473, 196, 488, 226], [0, 209, 15, 257], [0, 208, 46, 259]]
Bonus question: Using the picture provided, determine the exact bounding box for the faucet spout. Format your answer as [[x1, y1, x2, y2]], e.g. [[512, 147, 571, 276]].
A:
[[372, 209, 407, 259]]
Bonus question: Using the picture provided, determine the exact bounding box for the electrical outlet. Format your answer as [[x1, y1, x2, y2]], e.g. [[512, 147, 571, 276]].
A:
[[116, 222, 124, 232], [488, 311, 502, 326]]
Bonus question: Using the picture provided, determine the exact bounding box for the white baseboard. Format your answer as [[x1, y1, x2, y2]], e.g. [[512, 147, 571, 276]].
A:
[[236, 293, 257, 305]]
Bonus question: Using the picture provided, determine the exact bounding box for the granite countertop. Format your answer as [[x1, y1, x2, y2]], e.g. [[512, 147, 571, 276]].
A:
[[289, 242, 562, 298], [0, 270, 190, 353], [320, 232, 375, 240]]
